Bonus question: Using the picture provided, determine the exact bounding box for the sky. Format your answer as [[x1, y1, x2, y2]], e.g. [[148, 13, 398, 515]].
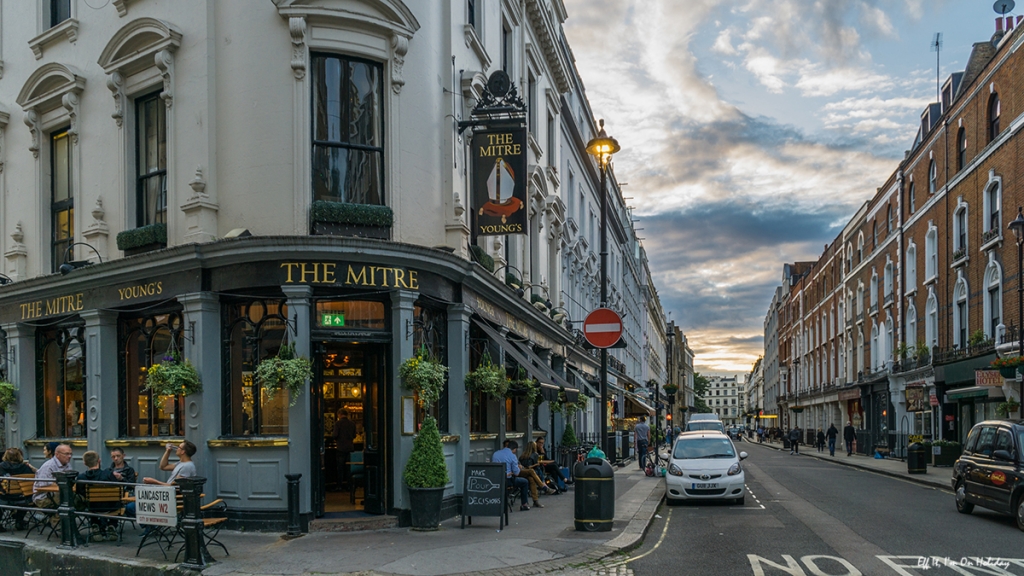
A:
[[562, 0, 1001, 376]]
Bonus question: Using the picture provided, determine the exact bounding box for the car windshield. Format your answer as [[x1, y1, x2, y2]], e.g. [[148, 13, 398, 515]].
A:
[[673, 438, 736, 459], [1019, 431, 1024, 457]]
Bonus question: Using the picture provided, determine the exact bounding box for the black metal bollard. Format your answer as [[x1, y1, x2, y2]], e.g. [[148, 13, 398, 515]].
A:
[[53, 470, 79, 549], [285, 473, 302, 536], [178, 476, 211, 570]]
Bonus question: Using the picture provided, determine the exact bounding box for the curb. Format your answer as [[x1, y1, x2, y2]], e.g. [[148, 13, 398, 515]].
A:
[[752, 440, 950, 492]]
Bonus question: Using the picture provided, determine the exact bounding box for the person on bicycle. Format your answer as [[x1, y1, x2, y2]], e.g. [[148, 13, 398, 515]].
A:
[[634, 416, 651, 471]]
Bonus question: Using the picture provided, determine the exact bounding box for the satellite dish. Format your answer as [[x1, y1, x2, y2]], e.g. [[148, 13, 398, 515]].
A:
[[994, 0, 1015, 15]]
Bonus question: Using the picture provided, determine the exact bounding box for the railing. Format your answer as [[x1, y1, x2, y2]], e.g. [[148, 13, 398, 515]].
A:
[[981, 228, 1000, 246], [1000, 324, 1021, 346], [856, 312, 864, 323], [883, 293, 893, 306], [952, 248, 967, 263], [0, 474, 212, 569], [933, 340, 994, 364], [869, 303, 878, 315], [891, 354, 931, 373]]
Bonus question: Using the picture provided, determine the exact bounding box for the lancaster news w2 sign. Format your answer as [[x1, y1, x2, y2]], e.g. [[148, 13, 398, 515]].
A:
[[136, 485, 177, 527], [472, 127, 527, 236]]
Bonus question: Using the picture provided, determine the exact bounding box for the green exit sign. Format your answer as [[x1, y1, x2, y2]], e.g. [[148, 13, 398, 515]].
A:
[[321, 313, 345, 327]]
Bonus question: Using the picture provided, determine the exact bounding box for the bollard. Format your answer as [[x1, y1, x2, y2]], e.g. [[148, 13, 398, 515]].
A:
[[53, 470, 80, 549], [285, 473, 302, 536], [178, 476, 211, 570]]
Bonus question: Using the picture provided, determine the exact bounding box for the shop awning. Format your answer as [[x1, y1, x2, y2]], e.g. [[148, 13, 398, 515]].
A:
[[471, 318, 579, 402], [945, 385, 1005, 401], [567, 366, 600, 398], [624, 393, 655, 415]]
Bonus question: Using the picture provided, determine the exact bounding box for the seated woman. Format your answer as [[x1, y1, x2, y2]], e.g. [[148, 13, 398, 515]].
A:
[[518, 442, 552, 508], [535, 437, 569, 492], [0, 448, 36, 530]]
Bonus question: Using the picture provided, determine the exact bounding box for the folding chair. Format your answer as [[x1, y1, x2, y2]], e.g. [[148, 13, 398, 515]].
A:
[[0, 475, 32, 531], [81, 484, 127, 543], [173, 499, 229, 561]]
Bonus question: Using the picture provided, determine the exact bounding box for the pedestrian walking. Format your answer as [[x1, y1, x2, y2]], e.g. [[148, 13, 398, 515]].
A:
[[825, 423, 838, 456], [843, 421, 856, 456], [789, 427, 801, 454], [816, 428, 825, 453]]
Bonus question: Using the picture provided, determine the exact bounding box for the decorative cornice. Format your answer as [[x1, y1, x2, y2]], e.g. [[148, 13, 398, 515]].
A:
[[524, 0, 570, 93]]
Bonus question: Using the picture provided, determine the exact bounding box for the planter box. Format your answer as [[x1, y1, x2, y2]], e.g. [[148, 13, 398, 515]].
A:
[[124, 242, 166, 256], [311, 221, 390, 239], [932, 445, 961, 467], [999, 367, 1017, 378]]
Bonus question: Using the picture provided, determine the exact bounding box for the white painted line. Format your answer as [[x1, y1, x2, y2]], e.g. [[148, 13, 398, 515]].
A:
[[585, 323, 621, 333]]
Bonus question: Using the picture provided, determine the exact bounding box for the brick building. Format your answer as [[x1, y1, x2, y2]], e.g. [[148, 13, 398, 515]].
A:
[[766, 17, 1024, 452]]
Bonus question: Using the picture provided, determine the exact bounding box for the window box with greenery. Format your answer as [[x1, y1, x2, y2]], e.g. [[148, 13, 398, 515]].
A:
[[930, 439, 962, 467], [310, 200, 393, 239], [400, 346, 449, 531], [469, 245, 494, 273], [116, 222, 167, 256], [144, 352, 202, 397], [255, 343, 313, 407], [992, 355, 1024, 378]]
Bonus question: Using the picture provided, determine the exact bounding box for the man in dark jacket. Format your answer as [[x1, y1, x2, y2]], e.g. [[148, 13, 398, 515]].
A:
[[333, 410, 358, 491], [77, 451, 123, 541], [843, 421, 856, 456], [789, 427, 801, 454], [825, 423, 839, 456]]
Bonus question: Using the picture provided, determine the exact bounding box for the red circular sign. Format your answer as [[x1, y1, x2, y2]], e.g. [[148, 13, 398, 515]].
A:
[[991, 471, 1007, 486], [583, 308, 623, 348]]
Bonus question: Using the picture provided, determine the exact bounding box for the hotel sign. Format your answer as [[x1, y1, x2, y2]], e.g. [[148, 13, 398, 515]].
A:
[[975, 369, 1003, 387], [471, 127, 528, 237]]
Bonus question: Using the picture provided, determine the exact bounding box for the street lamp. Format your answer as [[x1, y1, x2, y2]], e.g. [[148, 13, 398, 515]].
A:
[[1007, 207, 1024, 414], [792, 357, 801, 430], [586, 119, 620, 460], [58, 242, 103, 275]]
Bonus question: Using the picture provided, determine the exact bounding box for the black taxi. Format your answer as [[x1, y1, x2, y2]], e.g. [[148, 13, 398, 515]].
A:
[[951, 419, 1024, 531]]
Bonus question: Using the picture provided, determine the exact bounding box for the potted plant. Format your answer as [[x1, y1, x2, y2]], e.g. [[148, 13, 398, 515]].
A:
[[996, 398, 1021, 418], [0, 381, 16, 413], [931, 439, 962, 467], [561, 421, 579, 447], [399, 346, 448, 407], [895, 342, 910, 360], [465, 352, 508, 397], [663, 383, 679, 396], [991, 355, 1024, 378], [914, 341, 930, 361], [255, 343, 313, 407], [400, 347, 450, 530], [968, 329, 987, 347], [144, 352, 202, 397]]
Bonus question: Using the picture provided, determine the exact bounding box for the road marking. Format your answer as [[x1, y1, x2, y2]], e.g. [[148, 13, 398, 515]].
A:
[[746, 484, 766, 509], [746, 555, 1024, 575], [613, 507, 671, 566]]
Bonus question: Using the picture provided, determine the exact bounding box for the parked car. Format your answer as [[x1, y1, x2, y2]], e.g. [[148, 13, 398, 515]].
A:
[[951, 419, 1024, 532], [686, 420, 726, 433], [666, 431, 748, 505]]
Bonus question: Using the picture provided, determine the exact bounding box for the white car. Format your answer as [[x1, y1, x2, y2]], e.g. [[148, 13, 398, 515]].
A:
[[665, 431, 748, 505]]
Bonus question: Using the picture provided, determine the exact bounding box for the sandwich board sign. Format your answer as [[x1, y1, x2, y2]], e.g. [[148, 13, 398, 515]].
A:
[[136, 485, 177, 527]]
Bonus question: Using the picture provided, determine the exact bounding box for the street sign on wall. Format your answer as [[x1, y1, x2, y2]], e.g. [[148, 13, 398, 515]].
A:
[[583, 308, 623, 349]]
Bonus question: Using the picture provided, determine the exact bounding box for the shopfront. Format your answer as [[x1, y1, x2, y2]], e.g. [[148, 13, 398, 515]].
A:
[[0, 237, 579, 529]]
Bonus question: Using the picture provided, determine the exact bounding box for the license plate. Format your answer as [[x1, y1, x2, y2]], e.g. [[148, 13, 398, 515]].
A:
[[691, 483, 718, 489]]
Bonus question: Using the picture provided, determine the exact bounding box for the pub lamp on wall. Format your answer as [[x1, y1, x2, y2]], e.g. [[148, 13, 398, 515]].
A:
[[59, 242, 104, 275], [1009, 207, 1024, 244], [0, 273, 12, 285]]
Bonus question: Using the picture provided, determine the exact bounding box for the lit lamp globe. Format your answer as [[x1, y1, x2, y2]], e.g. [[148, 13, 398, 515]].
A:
[[585, 119, 621, 162]]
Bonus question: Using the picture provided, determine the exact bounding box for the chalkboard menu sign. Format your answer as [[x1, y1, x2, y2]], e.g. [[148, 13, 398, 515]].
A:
[[461, 462, 508, 530]]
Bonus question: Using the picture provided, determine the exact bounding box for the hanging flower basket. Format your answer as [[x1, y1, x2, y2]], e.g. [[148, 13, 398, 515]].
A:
[[996, 399, 1021, 418], [506, 367, 540, 406], [999, 367, 1018, 378], [145, 352, 202, 397], [663, 384, 679, 395], [465, 352, 508, 397], [256, 343, 313, 407], [0, 381, 16, 413], [399, 346, 448, 408]]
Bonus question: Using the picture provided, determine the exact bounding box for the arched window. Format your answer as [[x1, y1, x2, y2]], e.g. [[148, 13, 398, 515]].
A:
[[906, 305, 917, 348], [984, 262, 1002, 339], [857, 234, 864, 263], [989, 93, 1001, 142], [870, 323, 879, 370], [953, 277, 968, 348], [873, 221, 879, 248], [929, 160, 937, 194], [926, 290, 938, 348], [907, 180, 916, 215], [985, 181, 1001, 234], [222, 300, 291, 436], [120, 311, 185, 437], [957, 127, 967, 170], [885, 317, 894, 364], [925, 225, 938, 279], [887, 205, 893, 233], [953, 203, 968, 253], [906, 244, 917, 293], [37, 325, 86, 438]]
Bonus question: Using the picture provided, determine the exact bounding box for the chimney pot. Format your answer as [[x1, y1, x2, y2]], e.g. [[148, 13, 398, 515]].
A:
[[1018, 15, 1023, 25], [997, 17, 1004, 32], [1007, 16, 1015, 31]]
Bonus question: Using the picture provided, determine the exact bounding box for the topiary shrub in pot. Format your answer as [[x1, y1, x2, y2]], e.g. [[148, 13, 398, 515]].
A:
[[403, 416, 448, 530]]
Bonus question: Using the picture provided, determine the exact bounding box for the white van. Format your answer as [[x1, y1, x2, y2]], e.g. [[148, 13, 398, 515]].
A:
[[684, 413, 726, 433]]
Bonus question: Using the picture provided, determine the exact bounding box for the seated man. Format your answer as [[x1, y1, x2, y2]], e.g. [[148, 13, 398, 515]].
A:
[[76, 451, 123, 542], [33, 444, 73, 510], [126, 440, 197, 518], [492, 441, 531, 511], [108, 447, 137, 487]]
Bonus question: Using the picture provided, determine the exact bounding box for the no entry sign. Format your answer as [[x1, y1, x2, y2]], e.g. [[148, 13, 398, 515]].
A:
[[583, 308, 623, 349]]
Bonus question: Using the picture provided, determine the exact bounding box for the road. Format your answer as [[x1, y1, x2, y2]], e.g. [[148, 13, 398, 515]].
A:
[[622, 442, 1023, 576]]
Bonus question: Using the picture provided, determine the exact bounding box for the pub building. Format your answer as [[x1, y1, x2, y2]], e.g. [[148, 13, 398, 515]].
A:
[[0, 240, 594, 527]]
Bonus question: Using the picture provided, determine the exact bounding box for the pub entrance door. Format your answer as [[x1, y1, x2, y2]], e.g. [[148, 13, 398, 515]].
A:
[[312, 342, 387, 516]]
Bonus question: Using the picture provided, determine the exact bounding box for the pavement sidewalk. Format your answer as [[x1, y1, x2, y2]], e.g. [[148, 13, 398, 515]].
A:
[[1, 464, 665, 576], [750, 437, 952, 491]]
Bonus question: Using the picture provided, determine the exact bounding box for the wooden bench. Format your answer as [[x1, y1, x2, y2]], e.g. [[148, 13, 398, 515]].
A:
[[79, 483, 132, 543], [0, 474, 35, 531]]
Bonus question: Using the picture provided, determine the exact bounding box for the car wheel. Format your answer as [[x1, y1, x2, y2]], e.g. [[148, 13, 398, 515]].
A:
[[955, 480, 974, 514], [1015, 493, 1024, 532]]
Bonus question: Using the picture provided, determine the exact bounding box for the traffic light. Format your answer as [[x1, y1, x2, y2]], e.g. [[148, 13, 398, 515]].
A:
[[666, 413, 672, 421]]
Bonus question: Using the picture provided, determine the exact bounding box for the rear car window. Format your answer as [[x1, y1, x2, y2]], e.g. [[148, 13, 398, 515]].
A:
[[994, 429, 1013, 453], [673, 438, 736, 459], [686, 422, 725, 432]]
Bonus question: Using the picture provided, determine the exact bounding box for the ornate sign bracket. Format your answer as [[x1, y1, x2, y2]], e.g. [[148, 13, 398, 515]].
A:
[[458, 70, 527, 134]]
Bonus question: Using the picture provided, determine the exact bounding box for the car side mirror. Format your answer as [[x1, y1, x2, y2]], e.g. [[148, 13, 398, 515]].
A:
[[739, 452, 748, 460], [993, 449, 1013, 461]]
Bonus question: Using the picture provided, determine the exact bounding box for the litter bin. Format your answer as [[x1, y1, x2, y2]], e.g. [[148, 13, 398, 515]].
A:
[[574, 457, 614, 532], [907, 442, 927, 474], [782, 438, 791, 450]]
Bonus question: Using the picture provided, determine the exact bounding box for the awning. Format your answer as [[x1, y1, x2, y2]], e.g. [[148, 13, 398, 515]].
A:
[[624, 393, 655, 415], [472, 318, 579, 402], [936, 353, 998, 385], [945, 385, 1005, 401], [567, 366, 600, 398]]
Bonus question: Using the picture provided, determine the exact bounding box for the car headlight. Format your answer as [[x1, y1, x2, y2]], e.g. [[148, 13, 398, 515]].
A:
[[727, 462, 742, 476], [669, 463, 684, 476]]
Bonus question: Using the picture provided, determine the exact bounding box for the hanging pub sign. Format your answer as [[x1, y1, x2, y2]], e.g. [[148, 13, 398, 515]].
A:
[[472, 127, 528, 236]]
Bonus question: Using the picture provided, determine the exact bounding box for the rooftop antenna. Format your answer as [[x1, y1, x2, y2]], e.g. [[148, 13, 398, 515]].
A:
[[931, 32, 942, 104]]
